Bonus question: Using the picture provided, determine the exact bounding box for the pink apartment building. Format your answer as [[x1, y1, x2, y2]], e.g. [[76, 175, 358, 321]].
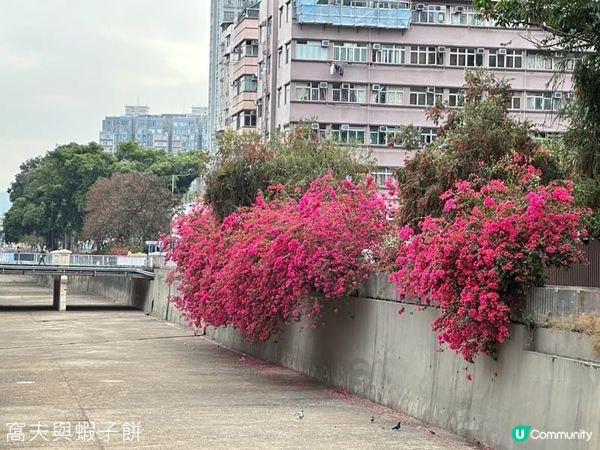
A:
[[217, 4, 260, 134], [251, 0, 573, 180]]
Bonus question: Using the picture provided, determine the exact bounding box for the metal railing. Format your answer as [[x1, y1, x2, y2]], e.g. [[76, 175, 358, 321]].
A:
[[0, 252, 150, 268]]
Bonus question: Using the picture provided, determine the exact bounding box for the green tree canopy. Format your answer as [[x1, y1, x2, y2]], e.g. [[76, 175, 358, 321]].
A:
[[204, 125, 373, 221], [396, 70, 562, 224], [5, 141, 208, 247]]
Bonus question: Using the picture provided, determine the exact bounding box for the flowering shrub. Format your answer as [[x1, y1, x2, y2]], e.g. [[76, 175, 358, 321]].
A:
[[390, 159, 587, 362], [163, 174, 389, 341]]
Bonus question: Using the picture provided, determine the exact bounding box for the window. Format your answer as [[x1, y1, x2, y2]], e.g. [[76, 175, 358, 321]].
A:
[[527, 52, 576, 71], [279, 7, 284, 27], [410, 46, 443, 65], [448, 88, 464, 107], [286, 2, 290, 22], [526, 92, 562, 111], [449, 48, 483, 67], [372, 44, 405, 64], [238, 110, 256, 128], [510, 92, 522, 110], [370, 127, 402, 146], [373, 167, 394, 187], [334, 42, 368, 63], [331, 125, 365, 144], [371, 85, 404, 105], [295, 40, 328, 60], [412, 4, 446, 24], [277, 88, 282, 107], [295, 82, 327, 101], [527, 52, 554, 70], [235, 74, 258, 94], [409, 87, 443, 106], [332, 83, 366, 103], [285, 43, 291, 64], [238, 40, 258, 57], [489, 49, 522, 69], [284, 84, 290, 104], [450, 6, 495, 26], [278, 47, 283, 67], [420, 127, 437, 145]]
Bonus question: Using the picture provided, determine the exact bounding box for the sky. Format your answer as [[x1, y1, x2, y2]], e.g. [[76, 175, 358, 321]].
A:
[[0, 0, 210, 214]]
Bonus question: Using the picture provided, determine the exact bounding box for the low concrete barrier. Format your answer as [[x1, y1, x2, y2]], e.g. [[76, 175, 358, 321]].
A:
[[46, 268, 600, 450]]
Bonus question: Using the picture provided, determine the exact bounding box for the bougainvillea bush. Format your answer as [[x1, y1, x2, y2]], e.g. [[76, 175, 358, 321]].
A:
[[162, 174, 389, 341], [390, 156, 587, 362]]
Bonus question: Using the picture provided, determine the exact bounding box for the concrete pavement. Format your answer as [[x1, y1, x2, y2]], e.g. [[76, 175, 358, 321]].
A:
[[0, 276, 481, 449]]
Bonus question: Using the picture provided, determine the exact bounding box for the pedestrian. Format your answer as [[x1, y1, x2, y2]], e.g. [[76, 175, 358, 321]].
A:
[[38, 246, 47, 265], [16, 244, 21, 264]]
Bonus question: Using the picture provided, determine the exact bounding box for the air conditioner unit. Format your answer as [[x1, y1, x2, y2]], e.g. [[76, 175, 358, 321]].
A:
[[254, 99, 262, 106], [379, 126, 388, 132], [373, 43, 382, 50], [341, 83, 351, 89], [311, 123, 320, 130], [341, 124, 350, 131], [321, 40, 330, 47], [437, 46, 446, 53], [372, 84, 381, 91], [251, 74, 258, 81], [319, 81, 328, 89], [453, 6, 464, 13], [426, 87, 436, 93], [251, 40, 258, 45], [498, 48, 507, 55], [554, 92, 563, 99], [416, 3, 425, 10], [476, 48, 485, 54]]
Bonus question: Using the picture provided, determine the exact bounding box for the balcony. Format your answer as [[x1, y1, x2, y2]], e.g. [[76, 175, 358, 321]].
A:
[[294, 0, 411, 30]]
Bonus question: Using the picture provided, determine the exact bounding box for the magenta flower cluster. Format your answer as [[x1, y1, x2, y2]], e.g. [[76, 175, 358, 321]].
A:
[[390, 162, 586, 361], [162, 174, 389, 341]]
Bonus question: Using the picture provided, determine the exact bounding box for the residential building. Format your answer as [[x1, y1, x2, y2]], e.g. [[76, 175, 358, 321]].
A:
[[215, 3, 260, 135], [192, 106, 210, 149], [252, 0, 573, 181], [99, 106, 207, 153], [208, 0, 256, 154]]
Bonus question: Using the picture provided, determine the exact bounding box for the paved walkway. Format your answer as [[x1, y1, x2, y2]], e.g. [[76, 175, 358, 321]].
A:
[[0, 277, 480, 449]]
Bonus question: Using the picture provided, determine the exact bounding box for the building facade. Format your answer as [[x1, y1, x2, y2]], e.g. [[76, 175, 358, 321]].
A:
[[208, 0, 256, 154], [253, 0, 573, 175], [215, 4, 260, 136], [99, 106, 207, 153]]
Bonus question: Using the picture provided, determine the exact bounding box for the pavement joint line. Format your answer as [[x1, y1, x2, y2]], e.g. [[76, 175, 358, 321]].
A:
[[0, 334, 195, 351]]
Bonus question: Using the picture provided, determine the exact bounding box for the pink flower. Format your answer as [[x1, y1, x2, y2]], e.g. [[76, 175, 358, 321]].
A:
[[483, 197, 495, 208], [399, 226, 414, 241], [443, 199, 457, 212]]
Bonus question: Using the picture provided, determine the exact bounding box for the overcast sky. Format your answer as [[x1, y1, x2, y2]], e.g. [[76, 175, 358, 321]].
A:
[[0, 0, 210, 213]]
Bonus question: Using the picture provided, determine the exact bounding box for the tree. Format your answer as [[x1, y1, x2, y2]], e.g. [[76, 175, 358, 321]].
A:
[[396, 70, 561, 225], [5, 143, 114, 248], [83, 172, 176, 248], [5, 141, 208, 247], [475, 0, 600, 236], [204, 125, 373, 221], [114, 141, 209, 194]]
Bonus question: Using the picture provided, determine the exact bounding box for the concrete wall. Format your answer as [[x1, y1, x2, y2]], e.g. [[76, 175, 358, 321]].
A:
[[55, 269, 600, 450]]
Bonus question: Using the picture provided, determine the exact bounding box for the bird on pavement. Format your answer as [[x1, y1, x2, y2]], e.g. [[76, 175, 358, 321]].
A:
[[294, 410, 304, 419], [392, 422, 401, 430]]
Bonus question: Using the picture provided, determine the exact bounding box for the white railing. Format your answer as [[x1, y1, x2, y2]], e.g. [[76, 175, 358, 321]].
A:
[[0, 252, 149, 267]]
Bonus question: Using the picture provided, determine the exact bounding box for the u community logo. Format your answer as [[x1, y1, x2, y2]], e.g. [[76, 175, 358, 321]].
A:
[[512, 425, 593, 443]]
